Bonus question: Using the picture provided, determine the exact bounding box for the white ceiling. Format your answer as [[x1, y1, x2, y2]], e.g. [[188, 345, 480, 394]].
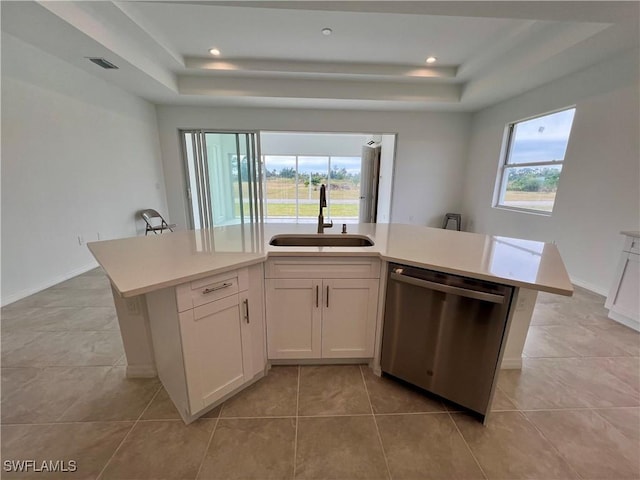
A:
[[2, 1, 638, 112]]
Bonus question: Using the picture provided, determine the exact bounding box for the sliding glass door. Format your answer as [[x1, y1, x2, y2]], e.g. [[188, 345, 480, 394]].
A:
[[182, 130, 262, 228]]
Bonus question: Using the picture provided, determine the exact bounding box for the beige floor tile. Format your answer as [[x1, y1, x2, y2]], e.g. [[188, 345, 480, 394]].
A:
[[100, 419, 216, 480], [221, 366, 298, 418], [453, 411, 577, 479], [139, 387, 182, 420], [1, 331, 124, 367], [524, 323, 631, 358], [1, 307, 49, 324], [295, 416, 388, 480], [52, 275, 112, 290], [490, 386, 517, 411], [25, 287, 114, 308], [592, 356, 640, 394], [530, 289, 611, 327], [525, 409, 640, 479], [581, 322, 640, 356], [376, 413, 484, 479], [1, 421, 132, 479], [141, 388, 221, 420], [523, 325, 582, 357], [498, 357, 639, 409], [1, 367, 111, 424], [362, 367, 446, 414], [298, 365, 370, 416], [594, 407, 640, 442], [1, 306, 118, 332], [198, 418, 295, 479], [59, 367, 160, 421]]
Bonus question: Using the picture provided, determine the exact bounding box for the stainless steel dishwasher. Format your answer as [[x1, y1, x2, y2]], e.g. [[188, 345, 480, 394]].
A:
[[380, 263, 515, 422]]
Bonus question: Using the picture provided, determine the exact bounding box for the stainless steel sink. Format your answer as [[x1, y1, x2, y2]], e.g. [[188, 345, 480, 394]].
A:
[[269, 234, 375, 247]]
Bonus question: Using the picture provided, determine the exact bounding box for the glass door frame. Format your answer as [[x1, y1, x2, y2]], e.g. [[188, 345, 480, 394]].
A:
[[180, 129, 263, 230]]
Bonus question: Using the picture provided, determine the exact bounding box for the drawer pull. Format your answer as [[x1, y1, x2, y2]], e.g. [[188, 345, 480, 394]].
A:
[[202, 282, 233, 294], [243, 299, 250, 324], [326, 285, 330, 308], [316, 285, 319, 308]]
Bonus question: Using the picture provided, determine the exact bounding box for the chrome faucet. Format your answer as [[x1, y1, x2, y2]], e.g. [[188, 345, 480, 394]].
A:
[[317, 184, 333, 234]]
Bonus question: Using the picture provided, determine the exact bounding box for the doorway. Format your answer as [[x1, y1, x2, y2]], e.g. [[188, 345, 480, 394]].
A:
[[181, 130, 262, 229], [260, 132, 395, 224], [181, 130, 396, 228]]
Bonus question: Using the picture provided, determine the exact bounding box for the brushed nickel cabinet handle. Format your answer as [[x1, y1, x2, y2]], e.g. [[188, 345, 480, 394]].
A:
[[243, 298, 250, 323], [202, 282, 232, 294]]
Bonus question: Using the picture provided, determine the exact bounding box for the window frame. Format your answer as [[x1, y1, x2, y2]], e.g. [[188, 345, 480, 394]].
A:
[[261, 154, 362, 223], [494, 106, 576, 216]]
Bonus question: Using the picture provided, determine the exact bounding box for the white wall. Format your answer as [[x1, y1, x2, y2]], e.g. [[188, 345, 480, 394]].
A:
[[260, 132, 369, 156], [155, 106, 471, 231], [462, 49, 640, 294], [377, 134, 396, 223], [1, 33, 167, 305]]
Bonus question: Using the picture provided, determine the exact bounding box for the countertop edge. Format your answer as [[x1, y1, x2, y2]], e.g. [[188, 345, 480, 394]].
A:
[[104, 249, 573, 298]]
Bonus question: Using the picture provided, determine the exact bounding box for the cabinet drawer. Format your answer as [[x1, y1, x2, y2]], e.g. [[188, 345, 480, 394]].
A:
[[624, 236, 640, 255], [265, 257, 380, 279], [176, 268, 248, 312]]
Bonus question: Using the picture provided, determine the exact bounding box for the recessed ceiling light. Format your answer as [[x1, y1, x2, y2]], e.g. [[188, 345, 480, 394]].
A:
[[321, 28, 333, 36], [209, 48, 221, 56], [426, 56, 437, 64]]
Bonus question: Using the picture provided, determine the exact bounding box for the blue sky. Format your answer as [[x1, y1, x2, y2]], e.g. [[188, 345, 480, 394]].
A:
[[264, 156, 361, 174], [510, 108, 575, 163]]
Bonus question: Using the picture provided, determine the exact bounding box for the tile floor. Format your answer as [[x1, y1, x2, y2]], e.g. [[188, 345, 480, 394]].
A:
[[1, 269, 639, 479]]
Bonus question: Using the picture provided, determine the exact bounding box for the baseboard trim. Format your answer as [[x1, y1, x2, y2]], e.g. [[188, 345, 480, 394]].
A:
[[126, 365, 158, 378], [500, 357, 522, 370], [607, 311, 640, 332], [569, 277, 608, 297], [1, 261, 99, 307]]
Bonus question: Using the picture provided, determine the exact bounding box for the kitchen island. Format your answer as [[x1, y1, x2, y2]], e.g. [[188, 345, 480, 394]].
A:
[[88, 223, 572, 422]]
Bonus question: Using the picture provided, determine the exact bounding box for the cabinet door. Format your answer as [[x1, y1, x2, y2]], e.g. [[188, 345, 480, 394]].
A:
[[266, 279, 322, 359], [179, 294, 250, 414], [245, 264, 267, 379], [322, 279, 379, 358]]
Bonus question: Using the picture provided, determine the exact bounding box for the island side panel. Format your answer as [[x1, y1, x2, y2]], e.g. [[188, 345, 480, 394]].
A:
[[110, 285, 157, 377], [501, 287, 538, 369]]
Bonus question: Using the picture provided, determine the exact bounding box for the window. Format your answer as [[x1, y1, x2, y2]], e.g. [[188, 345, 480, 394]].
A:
[[262, 155, 362, 223], [495, 107, 576, 214]]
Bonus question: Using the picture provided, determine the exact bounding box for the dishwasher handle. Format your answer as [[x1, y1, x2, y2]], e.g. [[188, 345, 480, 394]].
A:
[[390, 272, 506, 304]]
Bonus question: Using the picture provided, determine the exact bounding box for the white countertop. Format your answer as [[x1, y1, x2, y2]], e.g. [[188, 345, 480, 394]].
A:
[[88, 223, 573, 298], [621, 230, 640, 238]]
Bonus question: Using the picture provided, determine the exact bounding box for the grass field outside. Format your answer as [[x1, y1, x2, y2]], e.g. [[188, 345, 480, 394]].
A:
[[263, 177, 360, 219], [502, 190, 556, 212], [231, 176, 361, 219]]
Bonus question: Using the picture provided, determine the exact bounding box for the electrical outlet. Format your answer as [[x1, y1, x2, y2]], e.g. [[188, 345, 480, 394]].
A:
[[77, 235, 84, 246], [97, 232, 101, 241], [126, 298, 140, 315]]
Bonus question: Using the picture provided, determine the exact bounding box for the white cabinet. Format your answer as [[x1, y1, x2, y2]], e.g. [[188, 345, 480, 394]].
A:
[[179, 293, 252, 413], [265, 257, 380, 360], [606, 232, 640, 331], [321, 279, 379, 358], [146, 265, 266, 422], [265, 279, 322, 359]]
